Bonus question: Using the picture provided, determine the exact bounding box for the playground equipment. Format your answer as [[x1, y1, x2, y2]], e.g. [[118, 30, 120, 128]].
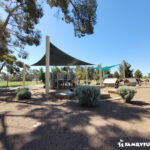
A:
[[32, 36, 93, 94]]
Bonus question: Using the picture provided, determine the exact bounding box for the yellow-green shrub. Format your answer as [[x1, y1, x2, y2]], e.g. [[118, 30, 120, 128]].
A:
[[74, 86, 100, 107], [117, 86, 136, 103], [16, 88, 31, 100]]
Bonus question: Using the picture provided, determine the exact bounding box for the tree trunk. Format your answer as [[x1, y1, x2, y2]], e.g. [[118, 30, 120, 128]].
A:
[[0, 62, 6, 73], [7, 73, 8, 87], [0, 5, 20, 39]]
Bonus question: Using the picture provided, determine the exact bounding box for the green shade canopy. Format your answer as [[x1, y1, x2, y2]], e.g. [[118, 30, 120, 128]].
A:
[[103, 74, 109, 78], [32, 43, 93, 66], [92, 64, 120, 71]]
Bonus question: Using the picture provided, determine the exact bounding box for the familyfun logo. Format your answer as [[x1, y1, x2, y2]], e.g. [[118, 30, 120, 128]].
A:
[[118, 139, 124, 148], [117, 139, 150, 148]]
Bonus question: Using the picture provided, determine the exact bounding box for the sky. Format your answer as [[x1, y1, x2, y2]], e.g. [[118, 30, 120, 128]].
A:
[[1, 0, 150, 75]]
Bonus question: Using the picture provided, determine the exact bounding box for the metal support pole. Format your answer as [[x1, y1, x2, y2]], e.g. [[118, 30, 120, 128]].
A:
[[45, 36, 50, 95], [99, 64, 103, 86]]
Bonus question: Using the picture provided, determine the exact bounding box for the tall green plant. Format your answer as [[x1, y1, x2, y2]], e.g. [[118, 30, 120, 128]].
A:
[[119, 61, 133, 78], [134, 69, 143, 79], [113, 71, 120, 78]]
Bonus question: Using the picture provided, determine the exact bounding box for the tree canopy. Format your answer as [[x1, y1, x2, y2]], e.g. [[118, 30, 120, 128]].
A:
[[0, 0, 44, 73], [51, 67, 61, 74], [0, 55, 22, 73], [113, 71, 120, 78], [0, 0, 98, 57], [0, 21, 28, 74], [0, 0, 43, 58], [134, 69, 143, 79], [48, 0, 97, 37], [119, 61, 133, 78], [0, 0, 98, 74]]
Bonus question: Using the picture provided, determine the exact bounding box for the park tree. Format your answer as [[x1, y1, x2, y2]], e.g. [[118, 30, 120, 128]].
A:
[[0, 0, 43, 74], [25, 69, 39, 81], [88, 67, 94, 80], [0, 0, 98, 75], [93, 70, 99, 81], [9, 71, 22, 81], [0, 20, 11, 56], [0, 54, 25, 73], [134, 69, 143, 79], [119, 61, 133, 78], [48, 0, 97, 37], [0, 0, 43, 58], [75, 66, 86, 80], [51, 67, 61, 73], [0, 72, 7, 81], [77, 71, 83, 80], [0, 0, 97, 57], [113, 71, 120, 78], [103, 69, 112, 78], [6, 68, 39, 81], [38, 68, 45, 83], [0, 0, 97, 39], [0, 21, 26, 74], [147, 73, 150, 78]]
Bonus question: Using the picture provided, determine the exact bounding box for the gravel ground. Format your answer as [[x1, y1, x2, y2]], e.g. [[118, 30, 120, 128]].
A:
[[0, 86, 150, 150]]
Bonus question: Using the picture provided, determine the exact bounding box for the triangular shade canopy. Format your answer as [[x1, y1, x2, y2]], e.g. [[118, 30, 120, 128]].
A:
[[32, 43, 93, 66]]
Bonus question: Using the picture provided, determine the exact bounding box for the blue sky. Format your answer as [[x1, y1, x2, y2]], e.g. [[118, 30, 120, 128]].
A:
[[1, 0, 150, 75]]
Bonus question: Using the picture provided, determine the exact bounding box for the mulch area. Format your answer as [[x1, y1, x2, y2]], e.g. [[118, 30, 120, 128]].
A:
[[0, 86, 150, 150]]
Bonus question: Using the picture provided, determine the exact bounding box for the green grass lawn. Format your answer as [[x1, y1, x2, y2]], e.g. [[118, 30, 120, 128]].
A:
[[0, 88, 10, 92], [0, 81, 42, 88]]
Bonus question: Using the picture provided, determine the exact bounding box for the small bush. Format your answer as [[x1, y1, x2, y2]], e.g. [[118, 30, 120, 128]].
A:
[[17, 87, 29, 92], [74, 86, 100, 107], [16, 88, 31, 100], [117, 86, 136, 103]]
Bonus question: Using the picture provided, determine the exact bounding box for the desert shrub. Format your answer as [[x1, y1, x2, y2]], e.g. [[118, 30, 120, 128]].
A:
[[74, 86, 100, 107], [17, 87, 29, 92], [16, 88, 31, 100], [117, 86, 136, 103]]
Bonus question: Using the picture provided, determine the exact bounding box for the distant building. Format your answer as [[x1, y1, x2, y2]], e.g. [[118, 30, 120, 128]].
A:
[[32, 78, 39, 81], [103, 78, 118, 87], [124, 78, 137, 86]]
